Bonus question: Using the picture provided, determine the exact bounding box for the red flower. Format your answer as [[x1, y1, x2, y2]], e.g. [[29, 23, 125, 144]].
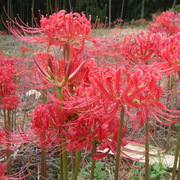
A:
[[18, 46, 34, 52], [32, 52, 65, 87], [0, 49, 4, 54], [29, 101, 71, 148], [117, 31, 160, 64], [5, 10, 96, 57], [2, 95, 19, 109], [33, 52, 88, 88], [0, 163, 6, 177], [149, 11, 180, 35], [123, 65, 180, 128], [67, 113, 128, 155]]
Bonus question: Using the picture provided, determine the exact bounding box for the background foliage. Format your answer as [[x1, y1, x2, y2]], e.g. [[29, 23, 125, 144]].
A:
[[0, 0, 178, 30]]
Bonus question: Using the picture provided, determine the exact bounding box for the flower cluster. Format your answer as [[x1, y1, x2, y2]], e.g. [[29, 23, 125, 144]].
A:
[[149, 11, 180, 35], [0, 163, 6, 178], [2, 9, 180, 180], [5, 10, 96, 57], [0, 57, 19, 109]]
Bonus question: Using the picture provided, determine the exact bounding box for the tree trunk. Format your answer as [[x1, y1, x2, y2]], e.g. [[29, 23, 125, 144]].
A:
[[7, 0, 13, 18], [86, 0, 89, 17], [31, 0, 34, 27], [109, 0, 111, 27], [75, 0, 79, 11], [68, 0, 72, 11], [55, 0, 58, 12], [46, 0, 49, 15], [141, 0, 145, 19], [120, 0, 125, 20], [172, 0, 176, 8], [63, 0, 66, 10], [49, 0, 52, 14]]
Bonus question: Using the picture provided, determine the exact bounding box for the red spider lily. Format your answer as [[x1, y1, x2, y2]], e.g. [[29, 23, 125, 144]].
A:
[[0, 82, 17, 98], [123, 65, 180, 128], [0, 163, 6, 177], [0, 129, 8, 152], [32, 52, 65, 88], [30, 103, 60, 148], [0, 128, 25, 155], [0, 59, 18, 89], [31, 102, 69, 130], [1, 95, 19, 109], [116, 31, 160, 65], [135, 19, 148, 24], [68, 64, 180, 130], [66, 113, 128, 156], [62, 65, 125, 116], [154, 33, 180, 78], [0, 49, 4, 54], [25, 89, 126, 157], [33, 52, 87, 89], [0, 58, 19, 109], [0, 30, 7, 35], [0, 162, 32, 179], [4, 10, 96, 57], [149, 11, 180, 35], [19, 101, 74, 151], [0, 63, 16, 84], [51, 85, 129, 155], [89, 30, 165, 67], [18, 46, 34, 52]]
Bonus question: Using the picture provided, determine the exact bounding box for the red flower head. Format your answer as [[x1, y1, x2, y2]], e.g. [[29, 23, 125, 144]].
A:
[[18, 46, 34, 52], [66, 113, 128, 156], [1, 95, 19, 109], [0, 49, 4, 54], [5, 10, 96, 57], [40, 10, 92, 42], [123, 65, 180, 128], [0, 58, 19, 109], [0, 129, 5, 143], [149, 11, 180, 35], [30, 101, 71, 148], [33, 52, 88, 88], [0, 30, 7, 35], [72, 64, 180, 130], [0, 163, 6, 178], [117, 31, 160, 65], [33, 52, 65, 87]]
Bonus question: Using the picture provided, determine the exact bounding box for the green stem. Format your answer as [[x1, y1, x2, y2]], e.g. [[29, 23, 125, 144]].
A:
[[40, 91, 47, 180], [58, 44, 70, 179], [145, 118, 149, 180], [166, 74, 174, 152], [62, 146, 68, 180], [177, 152, 180, 179], [72, 151, 76, 176], [7, 148, 12, 175], [40, 149, 47, 180], [72, 151, 82, 180], [57, 87, 64, 180], [57, 87, 63, 103], [60, 151, 64, 180], [64, 44, 70, 61], [57, 86, 68, 180], [66, 45, 70, 60], [3, 109, 6, 127], [7, 110, 12, 175], [90, 142, 97, 180], [7, 109, 11, 129], [114, 108, 125, 180], [172, 127, 180, 180]]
